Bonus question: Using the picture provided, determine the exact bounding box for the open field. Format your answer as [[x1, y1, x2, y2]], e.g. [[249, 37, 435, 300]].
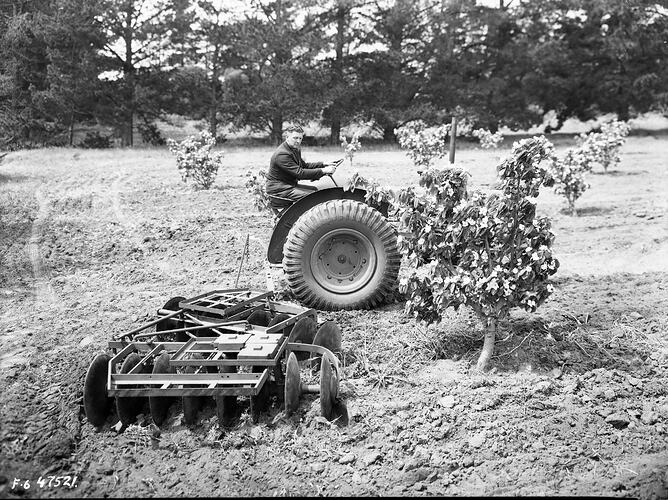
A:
[[0, 136, 667, 497]]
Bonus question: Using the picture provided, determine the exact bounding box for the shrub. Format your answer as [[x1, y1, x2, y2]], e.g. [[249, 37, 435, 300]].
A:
[[549, 148, 594, 216], [341, 134, 362, 166], [244, 169, 273, 215], [576, 120, 630, 173], [78, 131, 113, 149], [472, 128, 504, 149], [395, 120, 451, 170], [166, 131, 223, 189]]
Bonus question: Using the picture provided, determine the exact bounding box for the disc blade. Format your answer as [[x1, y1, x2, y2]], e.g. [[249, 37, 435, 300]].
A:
[[284, 352, 301, 415], [182, 353, 205, 426], [149, 352, 175, 427], [331, 399, 349, 427], [156, 296, 186, 340], [312, 321, 342, 371], [216, 354, 237, 427], [116, 352, 148, 426], [320, 358, 335, 421], [290, 316, 317, 361], [313, 321, 342, 355], [247, 309, 272, 327], [268, 313, 293, 336], [250, 365, 270, 423], [84, 353, 112, 427]]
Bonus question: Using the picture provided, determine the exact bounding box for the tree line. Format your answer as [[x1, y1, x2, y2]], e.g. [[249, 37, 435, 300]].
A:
[[0, 0, 666, 149]]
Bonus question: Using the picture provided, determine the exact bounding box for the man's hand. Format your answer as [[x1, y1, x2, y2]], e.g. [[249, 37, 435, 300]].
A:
[[322, 165, 337, 175]]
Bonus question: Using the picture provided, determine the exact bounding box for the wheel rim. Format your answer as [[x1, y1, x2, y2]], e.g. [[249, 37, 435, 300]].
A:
[[310, 229, 376, 294]]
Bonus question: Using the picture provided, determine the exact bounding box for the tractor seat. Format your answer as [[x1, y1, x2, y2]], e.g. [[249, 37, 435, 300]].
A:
[[267, 194, 294, 217]]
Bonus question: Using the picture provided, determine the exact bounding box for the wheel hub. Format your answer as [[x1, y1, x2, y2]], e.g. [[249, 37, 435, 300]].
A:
[[311, 229, 376, 294]]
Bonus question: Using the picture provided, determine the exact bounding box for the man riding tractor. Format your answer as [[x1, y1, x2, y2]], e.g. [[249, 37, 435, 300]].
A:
[[265, 125, 339, 210], [264, 125, 400, 311]]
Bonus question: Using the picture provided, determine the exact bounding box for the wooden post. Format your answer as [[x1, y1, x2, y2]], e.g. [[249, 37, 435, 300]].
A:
[[449, 116, 457, 164]]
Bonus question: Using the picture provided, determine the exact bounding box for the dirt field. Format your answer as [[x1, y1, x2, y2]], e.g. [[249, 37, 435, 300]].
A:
[[1, 135, 667, 498]]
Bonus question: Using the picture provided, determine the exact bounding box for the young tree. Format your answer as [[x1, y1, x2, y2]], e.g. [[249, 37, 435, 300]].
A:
[[395, 120, 450, 170], [549, 148, 593, 216], [399, 137, 559, 371], [576, 120, 631, 173], [345, 136, 560, 371]]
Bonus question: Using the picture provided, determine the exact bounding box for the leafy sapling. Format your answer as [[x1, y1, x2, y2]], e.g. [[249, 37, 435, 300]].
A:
[[167, 131, 223, 189], [395, 120, 451, 171], [576, 120, 630, 173], [472, 128, 504, 149], [399, 136, 560, 371], [245, 169, 273, 214], [549, 148, 593, 216], [341, 134, 362, 166]]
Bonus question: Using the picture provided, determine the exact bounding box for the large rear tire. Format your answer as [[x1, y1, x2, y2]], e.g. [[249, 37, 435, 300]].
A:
[[282, 200, 400, 310]]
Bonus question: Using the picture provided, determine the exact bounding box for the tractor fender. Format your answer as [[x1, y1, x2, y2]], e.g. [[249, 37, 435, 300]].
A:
[[268, 187, 380, 264]]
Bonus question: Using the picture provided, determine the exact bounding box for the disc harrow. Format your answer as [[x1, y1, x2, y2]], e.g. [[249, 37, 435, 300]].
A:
[[83, 288, 346, 429]]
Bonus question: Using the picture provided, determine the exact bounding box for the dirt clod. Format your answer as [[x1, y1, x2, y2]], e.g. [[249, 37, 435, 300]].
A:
[[605, 413, 631, 429]]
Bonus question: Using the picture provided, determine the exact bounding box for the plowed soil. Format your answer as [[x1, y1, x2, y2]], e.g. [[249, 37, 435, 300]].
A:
[[1, 135, 667, 498]]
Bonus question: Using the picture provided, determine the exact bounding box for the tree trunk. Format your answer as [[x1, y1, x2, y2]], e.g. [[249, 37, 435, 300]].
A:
[[383, 125, 396, 142], [209, 43, 220, 140], [122, 1, 134, 147], [68, 112, 75, 146], [568, 198, 577, 216], [476, 318, 497, 372], [271, 112, 283, 145], [122, 108, 133, 147], [330, 117, 341, 145], [329, 4, 346, 145]]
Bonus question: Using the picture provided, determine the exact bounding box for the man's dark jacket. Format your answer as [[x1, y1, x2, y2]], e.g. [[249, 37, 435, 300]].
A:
[[266, 142, 324, 194]]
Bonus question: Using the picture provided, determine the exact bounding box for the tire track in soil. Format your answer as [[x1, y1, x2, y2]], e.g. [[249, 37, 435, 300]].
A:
[[1, 183, 84, 486], [110, 172, 136, 228], [26, 188, 58, 305]]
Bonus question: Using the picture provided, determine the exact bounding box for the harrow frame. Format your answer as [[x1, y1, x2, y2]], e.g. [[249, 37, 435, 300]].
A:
[[84, 288, 344, 427]]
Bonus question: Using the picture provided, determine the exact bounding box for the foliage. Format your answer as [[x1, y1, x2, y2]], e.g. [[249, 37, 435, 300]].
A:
[[344, 136, 559, 370], [244, 169, 273, 215], [472, 128, 504, 149], [395, 120, 451, 169], [78, 131, 113, 149], [549, 119, 629, 214], [95, 0, 175, 146], [342, 0, 434, 142], [221, 1, 329, 144], [1, 1, 664, 147], [548, 148, 593, 216], [577, 120, 631, 173], [166, 131, 222, 189], [344, 172, 397, 208], [399, 137, 559, 370], [340, 134, 361, 166], [137, 122, 166, 146]]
